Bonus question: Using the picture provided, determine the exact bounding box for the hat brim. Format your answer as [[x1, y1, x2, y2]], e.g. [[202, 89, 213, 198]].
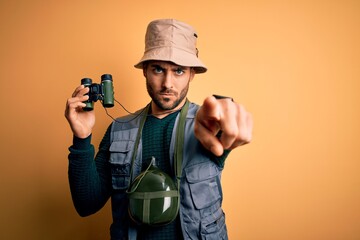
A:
[[134, 46, 207, 74]]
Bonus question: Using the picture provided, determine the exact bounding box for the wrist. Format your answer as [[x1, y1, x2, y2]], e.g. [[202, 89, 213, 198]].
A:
[[72, 134, 92, 150]]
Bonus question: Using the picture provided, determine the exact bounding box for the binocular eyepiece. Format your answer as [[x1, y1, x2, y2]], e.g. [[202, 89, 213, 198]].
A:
[[81, 74, 114, 111]]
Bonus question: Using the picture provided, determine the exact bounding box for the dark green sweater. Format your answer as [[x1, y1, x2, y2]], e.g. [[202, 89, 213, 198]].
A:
[[138, 110, 182, 240]]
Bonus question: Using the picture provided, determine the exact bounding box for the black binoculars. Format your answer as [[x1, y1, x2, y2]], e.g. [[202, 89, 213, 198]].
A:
[[81, 74, 114, 111]]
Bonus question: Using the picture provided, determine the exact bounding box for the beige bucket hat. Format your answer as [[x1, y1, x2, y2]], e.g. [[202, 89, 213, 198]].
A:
[[134, 19, 207, 74]]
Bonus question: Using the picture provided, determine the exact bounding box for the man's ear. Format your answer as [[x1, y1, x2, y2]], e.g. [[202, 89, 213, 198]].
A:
[[190, 68, 196, 82], [143, 68, 147, 77], [142, 62, 148, 78]]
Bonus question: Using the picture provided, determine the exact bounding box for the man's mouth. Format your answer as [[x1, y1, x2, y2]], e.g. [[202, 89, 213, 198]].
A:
[[160, 93, 173, 97], [160, 91, 176, 97]]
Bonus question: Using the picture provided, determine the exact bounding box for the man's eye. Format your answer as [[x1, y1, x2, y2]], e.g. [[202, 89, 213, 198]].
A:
[[175, 68, 185, 75], [154, 66, 163, 73]]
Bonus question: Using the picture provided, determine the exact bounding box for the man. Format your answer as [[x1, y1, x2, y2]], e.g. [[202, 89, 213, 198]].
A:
[[65, 19, 253, 240]]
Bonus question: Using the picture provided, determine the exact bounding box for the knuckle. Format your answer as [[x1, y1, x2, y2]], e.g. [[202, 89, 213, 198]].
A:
[[226, 128, 238, 139], [237, 104, 246, 115], [222, 100, 233, 112], [238, 130, 252, 144], [238, 129, 247, 140]]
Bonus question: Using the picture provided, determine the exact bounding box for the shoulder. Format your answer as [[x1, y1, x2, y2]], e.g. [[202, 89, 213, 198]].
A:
[[109, 106, 148, 134]]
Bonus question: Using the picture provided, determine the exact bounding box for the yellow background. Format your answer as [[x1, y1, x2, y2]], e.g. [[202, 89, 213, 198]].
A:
[[1, 0, 359, 239]]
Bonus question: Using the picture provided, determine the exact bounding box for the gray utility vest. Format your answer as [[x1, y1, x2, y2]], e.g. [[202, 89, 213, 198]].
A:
[[109, 102, 228, 240]]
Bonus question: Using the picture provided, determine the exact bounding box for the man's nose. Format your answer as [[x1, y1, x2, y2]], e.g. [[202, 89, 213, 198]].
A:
[[162, 71, 173, 88]]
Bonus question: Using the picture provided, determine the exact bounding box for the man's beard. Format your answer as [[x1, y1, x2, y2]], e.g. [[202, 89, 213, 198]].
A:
[[146, 79, 189, 111]]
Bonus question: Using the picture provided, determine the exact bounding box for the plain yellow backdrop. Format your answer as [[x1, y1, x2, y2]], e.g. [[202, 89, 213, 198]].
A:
[[0, 0, 359, 239]]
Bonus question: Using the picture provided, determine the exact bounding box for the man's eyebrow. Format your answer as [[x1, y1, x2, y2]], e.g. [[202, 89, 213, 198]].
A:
[[172, 65, 187, 71], [174, 66, 184, 69]]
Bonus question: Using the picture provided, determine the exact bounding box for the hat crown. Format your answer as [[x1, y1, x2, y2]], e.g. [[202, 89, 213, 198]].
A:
[[145, 19, 197, 55], [134, 19, 207, 74]]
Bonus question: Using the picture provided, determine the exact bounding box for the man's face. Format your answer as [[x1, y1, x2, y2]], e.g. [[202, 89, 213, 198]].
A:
[[144, 61, 195, 112]]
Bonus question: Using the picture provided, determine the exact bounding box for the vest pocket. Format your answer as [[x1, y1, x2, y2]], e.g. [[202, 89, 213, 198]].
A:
[[200, 207, 227, 240], [109, 140, 134, 190], [185, 162, 221, 210]]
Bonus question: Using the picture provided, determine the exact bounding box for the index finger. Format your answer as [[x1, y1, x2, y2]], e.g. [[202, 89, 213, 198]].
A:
[[72, 85, 88, 97]]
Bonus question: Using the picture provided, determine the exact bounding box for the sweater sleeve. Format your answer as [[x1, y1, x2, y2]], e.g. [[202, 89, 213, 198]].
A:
[[211, 131, 232, 168], [68, 125, 113, 217], [212, 149, 231, 168]]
